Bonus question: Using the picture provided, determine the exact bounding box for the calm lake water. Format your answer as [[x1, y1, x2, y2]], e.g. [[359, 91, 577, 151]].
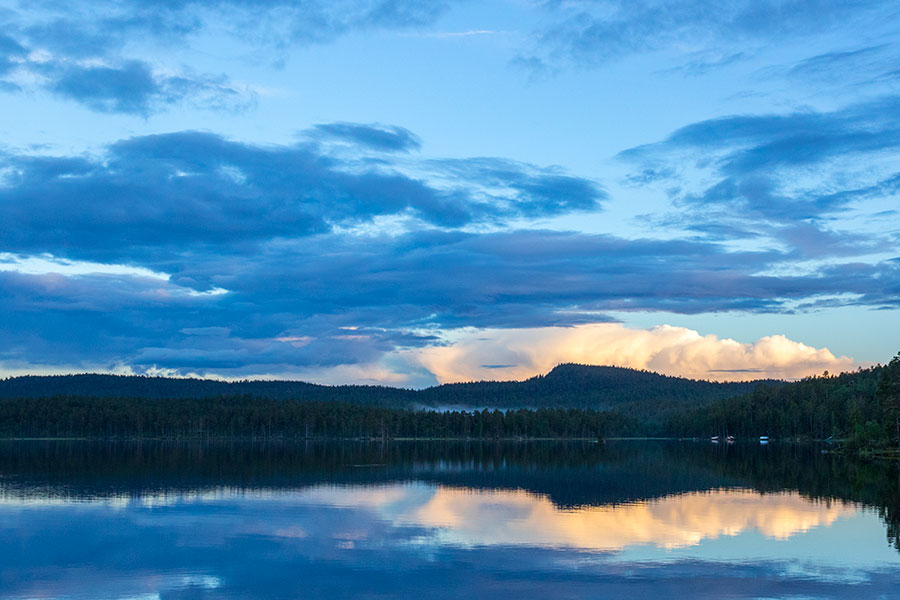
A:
[[1, 441, 899, 599]]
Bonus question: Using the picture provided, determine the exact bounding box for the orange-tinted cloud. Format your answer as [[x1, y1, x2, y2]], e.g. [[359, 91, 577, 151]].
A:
[[413, 323, 857, 382]]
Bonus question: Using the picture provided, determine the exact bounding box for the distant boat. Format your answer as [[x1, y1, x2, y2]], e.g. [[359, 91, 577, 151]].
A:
[[711, 436, 720, 443], [759, 436, 769, 444], [726, 435, 735, 443]]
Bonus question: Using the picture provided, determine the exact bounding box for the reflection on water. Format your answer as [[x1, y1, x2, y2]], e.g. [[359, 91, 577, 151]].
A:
[[0, 440, 899, 599], [295, 485, 858, 550]]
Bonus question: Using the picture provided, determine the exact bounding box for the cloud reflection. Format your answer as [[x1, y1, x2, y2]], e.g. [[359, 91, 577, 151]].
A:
[[0, 483, 896, 600], [297, 485, 856, 551]]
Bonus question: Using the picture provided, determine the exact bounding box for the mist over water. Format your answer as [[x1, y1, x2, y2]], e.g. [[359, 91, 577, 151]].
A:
[[1, 441, 898, 599]]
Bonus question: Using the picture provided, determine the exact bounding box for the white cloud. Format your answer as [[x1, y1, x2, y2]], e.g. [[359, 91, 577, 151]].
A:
[[412, 323, 857, 383], [0, 252, 169, 280]]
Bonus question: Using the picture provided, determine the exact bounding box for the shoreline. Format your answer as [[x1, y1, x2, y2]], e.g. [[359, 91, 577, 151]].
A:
[[0, 435, 859, 443]]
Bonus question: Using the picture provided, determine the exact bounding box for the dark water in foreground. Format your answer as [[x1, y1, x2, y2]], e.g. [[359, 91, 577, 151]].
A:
[[1, 441, 899, 599]]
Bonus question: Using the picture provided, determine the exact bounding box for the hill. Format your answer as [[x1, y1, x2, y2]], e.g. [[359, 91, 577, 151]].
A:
[[417, 364, 775, 420], [0, 365, 774, 415], [0, 357, 897, 444], [0, 373, 413, 406]]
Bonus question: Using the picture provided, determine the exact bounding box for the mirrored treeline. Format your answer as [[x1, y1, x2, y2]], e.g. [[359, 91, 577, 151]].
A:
[[0, 439, 897, 552]]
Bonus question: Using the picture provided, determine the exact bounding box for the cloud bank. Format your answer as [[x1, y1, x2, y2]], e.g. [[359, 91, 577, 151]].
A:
[[414, 323, 856, 383]]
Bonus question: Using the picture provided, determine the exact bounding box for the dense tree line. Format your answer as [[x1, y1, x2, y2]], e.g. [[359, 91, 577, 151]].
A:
[[0, 364, 771, 411], [1, 354, 898, 446], [0, 395, 635, 439], [662, 357, 900, 447]]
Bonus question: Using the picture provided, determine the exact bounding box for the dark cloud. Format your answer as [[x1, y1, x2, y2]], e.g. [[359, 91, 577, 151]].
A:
[[311, 123, 423, 152], [520, 0, 897, 72], [0, 121, 893, 377], [1, 222, 897, 376], [0, 128, 613, 375], [46, 61, 163, 114], [0, 131, 601, 264], [624, 97, 900, 169]]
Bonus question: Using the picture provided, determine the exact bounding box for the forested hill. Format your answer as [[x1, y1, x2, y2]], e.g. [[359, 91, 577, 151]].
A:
[[0, 361, 896, 444], [0, 374, 414, 406], [416, 364, 775, 412], [0, 364, 775, 412]]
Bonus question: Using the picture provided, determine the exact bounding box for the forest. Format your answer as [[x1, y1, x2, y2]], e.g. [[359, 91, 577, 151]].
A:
[[0, 354, 897, 447], [0, 364, 769, 410], [660, 353, 900, 449], [0, 396, 634, 440]]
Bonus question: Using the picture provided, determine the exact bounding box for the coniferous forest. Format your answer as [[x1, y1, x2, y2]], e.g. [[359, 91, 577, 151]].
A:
[[0, 354, 897, 449]]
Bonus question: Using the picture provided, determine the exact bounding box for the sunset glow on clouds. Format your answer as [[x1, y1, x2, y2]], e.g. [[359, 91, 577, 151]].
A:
[[1, 1, 898, 384], [414, 324, 857, 383]]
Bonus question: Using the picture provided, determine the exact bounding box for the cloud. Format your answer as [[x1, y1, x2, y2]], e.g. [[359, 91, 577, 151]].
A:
[[519, 0, 896, 72], [622, 97, 900, 172], [0, 131, 603, 262], [753, 44, 900, 94], [414, 323, 858, 383], [1, 220, 896, 381], [13, 1, 456, 58], [429, 157, 605, 217], [311, 122, 423, 152], [2, 484, 890, 600], [415, 30, 499, 39], [0, 125, 895, 381], [2, 0, 449, 114], [0, 33, 27, 78], [0, 37, 255, 115], [786, 45, 892, 81], [619, 97, 900, 255], [46, 60, 162, 114], [37, 59, 253, 115]]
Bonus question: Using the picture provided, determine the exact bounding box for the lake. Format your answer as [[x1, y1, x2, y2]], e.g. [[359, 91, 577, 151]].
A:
[[1, 440, 898, 599]]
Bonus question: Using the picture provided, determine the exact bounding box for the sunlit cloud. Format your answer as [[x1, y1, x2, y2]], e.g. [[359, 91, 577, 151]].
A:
[[413, 323, 857, 382]]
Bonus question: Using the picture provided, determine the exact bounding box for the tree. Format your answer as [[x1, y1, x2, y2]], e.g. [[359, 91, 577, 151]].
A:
[[877, 352, 900, 448]]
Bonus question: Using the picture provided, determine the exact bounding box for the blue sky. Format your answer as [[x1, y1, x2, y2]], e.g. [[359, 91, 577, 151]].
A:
[[1, 0, 898, 386]]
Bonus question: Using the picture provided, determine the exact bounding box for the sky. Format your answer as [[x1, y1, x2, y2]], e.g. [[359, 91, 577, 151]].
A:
[[0, 0, 898, 387]]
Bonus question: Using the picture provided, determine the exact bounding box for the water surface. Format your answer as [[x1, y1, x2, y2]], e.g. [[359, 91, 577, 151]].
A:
[[1, 441, 898, 599]]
